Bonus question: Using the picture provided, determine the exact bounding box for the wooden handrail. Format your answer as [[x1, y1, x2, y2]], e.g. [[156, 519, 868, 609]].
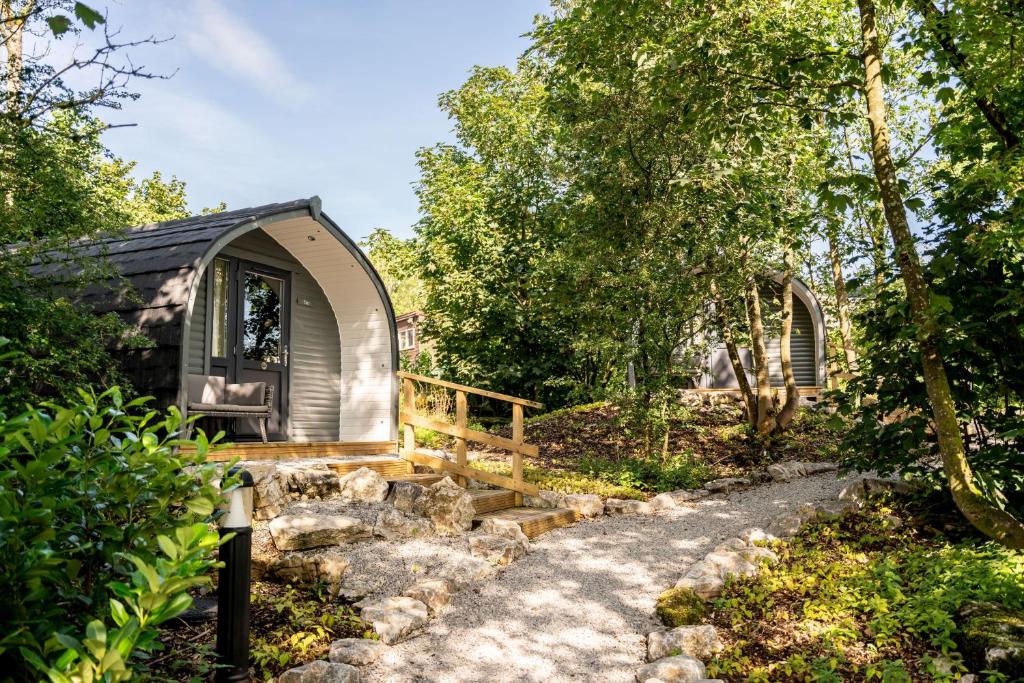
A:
[[398, 373, 542, 502], [396, 371, 544, 409]]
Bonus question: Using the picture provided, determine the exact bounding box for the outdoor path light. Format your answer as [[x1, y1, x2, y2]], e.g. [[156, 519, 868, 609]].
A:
[[216, 466, 254, 683]]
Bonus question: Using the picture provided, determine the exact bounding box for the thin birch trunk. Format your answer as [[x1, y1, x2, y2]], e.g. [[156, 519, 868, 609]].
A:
[[858, 0, 1024, 548], [742, 252, 776, 435], [776, 245, 800, 429], [827, 224, 858, 373], [709, 276, 756, 426]]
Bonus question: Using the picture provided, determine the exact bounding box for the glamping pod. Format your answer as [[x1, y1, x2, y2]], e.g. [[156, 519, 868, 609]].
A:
[[53, 197, 398, 446], [698, 275, 827, 393]]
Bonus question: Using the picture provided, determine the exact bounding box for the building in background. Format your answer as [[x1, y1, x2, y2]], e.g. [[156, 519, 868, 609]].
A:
[[396, 310, 429, 365]]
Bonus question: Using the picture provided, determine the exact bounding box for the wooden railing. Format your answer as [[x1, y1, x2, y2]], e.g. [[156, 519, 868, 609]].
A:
[[396, 371, 543, 503]]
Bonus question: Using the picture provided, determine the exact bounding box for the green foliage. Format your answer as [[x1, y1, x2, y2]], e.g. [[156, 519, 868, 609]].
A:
[[707, 501, 1024, 681], [834, 221, 1024, 519], [578, 452, 714, 494], [360, 228, 426, 316], [0, 385, 226, 681], [470, 460, 648, 500], [247, 584, 372, 681], [656, 587, 706, 627]]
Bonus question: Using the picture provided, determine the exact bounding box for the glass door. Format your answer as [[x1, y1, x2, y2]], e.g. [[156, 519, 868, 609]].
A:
[[234, 262, 290, 440]]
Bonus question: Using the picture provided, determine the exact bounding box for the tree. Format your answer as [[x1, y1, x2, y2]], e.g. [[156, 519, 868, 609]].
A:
[[360, 227, 426, 316]]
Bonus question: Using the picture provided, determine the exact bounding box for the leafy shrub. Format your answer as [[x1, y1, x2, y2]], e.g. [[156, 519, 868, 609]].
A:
[[579, 452, 715, 493], [707, 500, 1024, 681], [0, 385, 227, 682], [470, 459, 649, 499]]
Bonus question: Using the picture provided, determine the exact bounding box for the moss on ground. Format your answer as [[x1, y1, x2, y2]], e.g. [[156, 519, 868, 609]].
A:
[[958, 602, 1024, 679], [656, 586, 706, 627]]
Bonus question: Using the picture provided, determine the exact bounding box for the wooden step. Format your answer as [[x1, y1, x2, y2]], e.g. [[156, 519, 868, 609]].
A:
[[387, 472, 445, 486], [324, 457, 412, 478], [474, 506, 581, 539], [468, 489, 517, 515]]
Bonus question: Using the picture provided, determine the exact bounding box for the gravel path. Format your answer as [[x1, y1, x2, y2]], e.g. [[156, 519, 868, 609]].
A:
[[364, 471, 854, 683]]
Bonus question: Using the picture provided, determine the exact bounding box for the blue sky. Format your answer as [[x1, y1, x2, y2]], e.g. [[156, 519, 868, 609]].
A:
[[92, 1, 550, 240]]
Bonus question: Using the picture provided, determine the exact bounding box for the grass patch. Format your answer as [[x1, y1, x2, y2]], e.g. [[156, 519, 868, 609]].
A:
[[470, 460, 649, 499], [706, 498, 1024, 682]]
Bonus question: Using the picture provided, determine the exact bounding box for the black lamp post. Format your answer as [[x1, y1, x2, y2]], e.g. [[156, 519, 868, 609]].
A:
[[216, 466, 254, 683]]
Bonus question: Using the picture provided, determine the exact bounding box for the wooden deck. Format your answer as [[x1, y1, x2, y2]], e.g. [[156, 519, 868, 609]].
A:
[[197, 440, 399, 462]]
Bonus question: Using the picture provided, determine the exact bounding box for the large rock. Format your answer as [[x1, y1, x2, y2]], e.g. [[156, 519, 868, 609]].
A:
[[468, 533, 526, 566], [703, 477, 751, 494], [359, 596, 429, 644], [636, 654, 706, 683], [403, 578, 454, 615], [477, 517, 530, 556], [267, 550, 350, 590], [803, 461, 839, 475], [605, 498, 654, 515], [767, 461, 806, 483], [564, 493, 604, 518], [839, 476, 918, 503], [674, 562, 726, 599], [279, 660, 359, 683], [958, 602, 1024, 679], [650, 489, 705, 510], [387, 481, 426, 513], [246, 463, 289, 520], [739, 527, 776, 545], [328, 637, 387, 666], [413, 477, 476, 535], [702, 550, 759, 578], [338, 467, 389, 503], [280, 463, 341, 500], [647, 625, 724, 662], [524, 489, 566, 510], [436, 556, 495, 588], [373, 508, 432, 540], [269, 514, 371, 551]]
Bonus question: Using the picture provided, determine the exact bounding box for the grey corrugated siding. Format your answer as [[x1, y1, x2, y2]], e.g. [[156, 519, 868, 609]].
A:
[[766, 296, 816, 386], [188, 271, 207, 373]]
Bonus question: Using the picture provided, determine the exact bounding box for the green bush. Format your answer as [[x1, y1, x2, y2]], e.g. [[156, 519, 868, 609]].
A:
[[0, 385, 227, 682], [579, 452, 715, 493]]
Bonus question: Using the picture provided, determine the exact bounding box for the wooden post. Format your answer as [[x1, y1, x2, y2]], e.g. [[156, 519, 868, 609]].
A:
[[512, 403, 524, 506], [402, 378, 415, 456], [455, 390, 468, 487]]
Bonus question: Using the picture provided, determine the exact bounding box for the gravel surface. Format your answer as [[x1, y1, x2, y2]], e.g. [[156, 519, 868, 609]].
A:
[[363, 471, 855, 683]]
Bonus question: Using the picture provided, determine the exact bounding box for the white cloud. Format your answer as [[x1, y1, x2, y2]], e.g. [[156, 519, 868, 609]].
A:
[[185, 0, 311, 103]]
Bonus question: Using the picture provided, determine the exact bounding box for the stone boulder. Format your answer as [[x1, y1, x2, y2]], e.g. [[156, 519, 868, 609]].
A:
[[279, 660, 360, 683], [281, 463, 341, 500], [564, 493, 604, 518], [373, 508, 432, 540], [649, 489, 706, 511], [338, 467, 389, 503], [359, 596, 430, 645], [702, 550, 759, 578], [387, 481, 426, 513], [269, 514, 371, 551], [268, 551, 350, 589], [803, 461, 839, 475], [703, 477, 751, 494], [674, 562, 726, 599], [246, 463, 289, 520], [636, 654, 706, 683], [328, 637, 387, 667], [477, 517, 530, 556], [403, 578, 454, 615], [468, 533, 526, 566], [413, 477, 476, 535], [766, 461, 806, 483], [957, 602, 1024, 679], [739, 527, 776, 545], [647, 625, 724, 662], [436, 556, 495, 588], [524, 489, 566, 510], [605, 498, 654, 515]]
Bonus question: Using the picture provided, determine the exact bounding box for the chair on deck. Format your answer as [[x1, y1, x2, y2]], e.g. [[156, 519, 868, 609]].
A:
[[186, 374, 275, 443]]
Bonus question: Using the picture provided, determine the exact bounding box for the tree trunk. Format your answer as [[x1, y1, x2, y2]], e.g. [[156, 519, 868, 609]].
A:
[[1, 0, 28, 111], [827, 223, 858, 373], [858, 0, 1024, 548], [709, 276, 756, 426], [776, 246, 801, 429], [742, 253, 776, 435]]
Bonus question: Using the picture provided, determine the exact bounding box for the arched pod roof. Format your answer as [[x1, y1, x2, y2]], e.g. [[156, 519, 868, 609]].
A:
[[44, 197, 398, 416]]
